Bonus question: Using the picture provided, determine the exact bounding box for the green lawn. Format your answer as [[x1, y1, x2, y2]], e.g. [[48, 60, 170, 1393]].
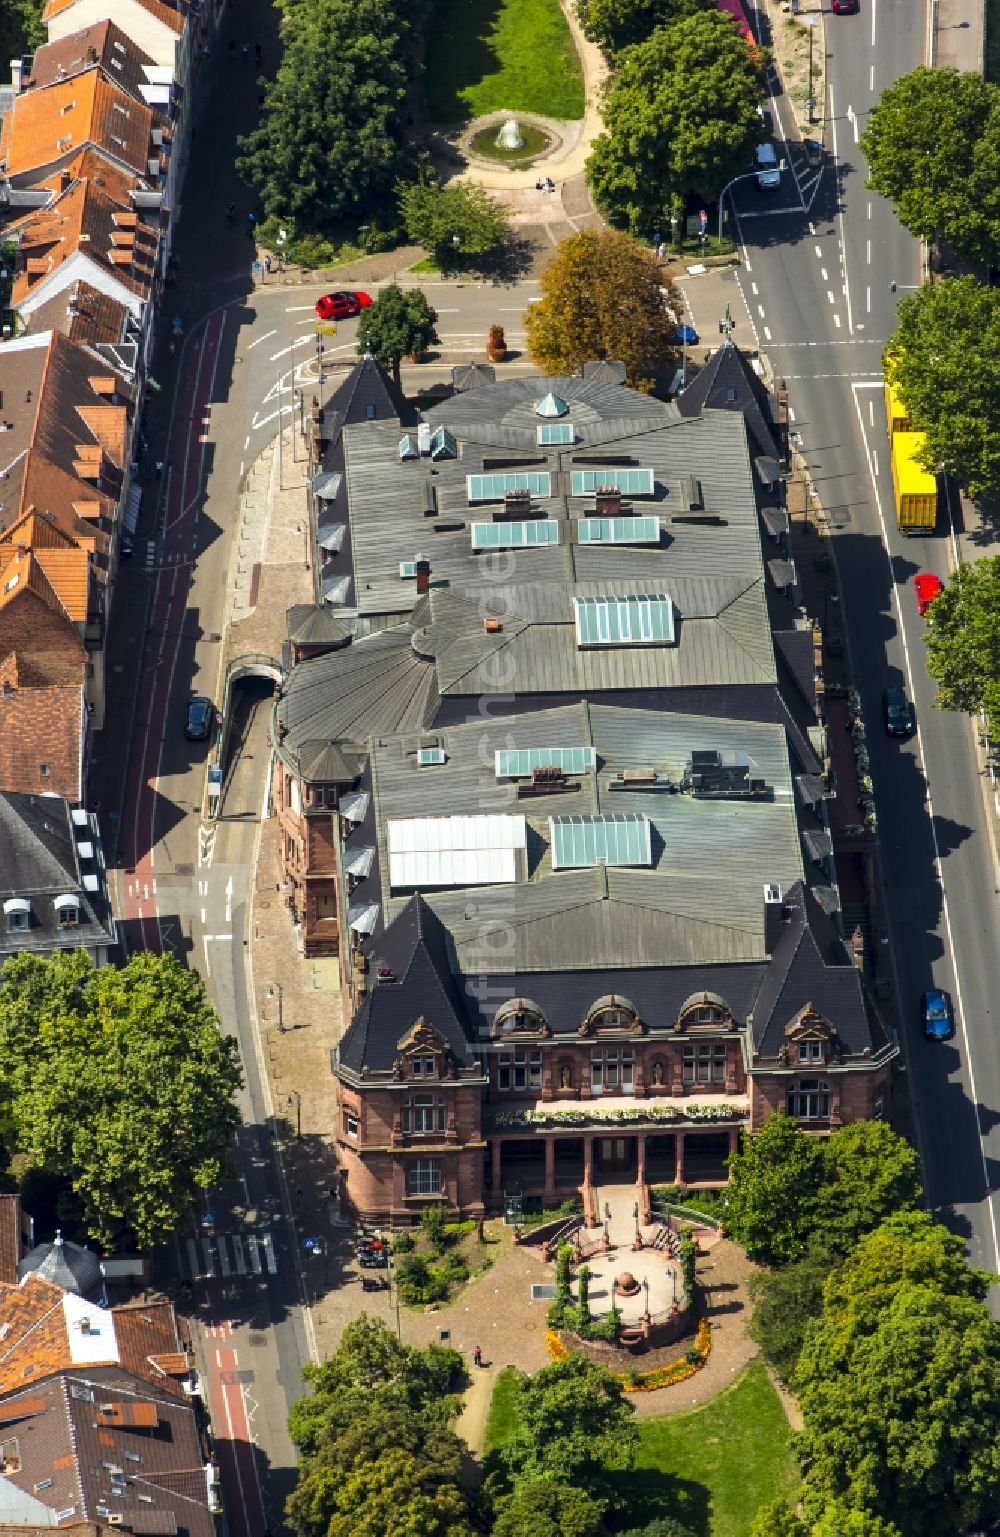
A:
[[424, 0, 584, 123], [484, 1365, 523, 1455], [483, 1360, 800, 1537], [614, 1363, 801, 1537]]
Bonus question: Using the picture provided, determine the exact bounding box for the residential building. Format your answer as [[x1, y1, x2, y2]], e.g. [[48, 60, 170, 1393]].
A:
[[0, 1270, 218, 1533], [270, 363, 895, 1220], [0, 791, 115, 961]]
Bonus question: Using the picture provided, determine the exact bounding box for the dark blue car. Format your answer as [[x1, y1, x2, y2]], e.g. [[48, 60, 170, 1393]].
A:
[[672, 324, 700, 346], [921, 988, 953, 1041]]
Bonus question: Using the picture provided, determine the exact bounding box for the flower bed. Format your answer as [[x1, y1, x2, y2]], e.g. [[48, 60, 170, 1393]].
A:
[[545, 1317, 712, 1392], [492, 1103, 746, 1130]]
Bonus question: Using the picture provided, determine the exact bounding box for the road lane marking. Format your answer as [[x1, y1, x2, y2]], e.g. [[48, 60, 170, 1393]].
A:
[[247, 330, 276, 349], [829, 85, 856, 336], [261, 1232, 277, 1274], [757, 304, 765, 318], [869, 63, 874, 90], [218, 1235, 232, 1277], [248, 1236, 262, 1274], [268, 337, 310, 361], [867, 286, 871, 312], [847, 103, 859, 144], [827, 291, 835, 304], [751, 282, 758, 295], [821, 267, 828, 281], [202, 1239, 216, 1277], [833, 314, 841, 328], [286, 304, 315, 311], [763, 326, 772, 340], [814, 244, 823, 258]]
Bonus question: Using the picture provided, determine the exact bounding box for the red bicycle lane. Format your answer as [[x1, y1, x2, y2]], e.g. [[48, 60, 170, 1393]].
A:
[[119, 311, 226, 955]]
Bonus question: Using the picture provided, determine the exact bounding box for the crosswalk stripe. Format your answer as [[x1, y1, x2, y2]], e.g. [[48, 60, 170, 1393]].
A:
[[202, 1239, 216, 1277], [186, 1239, 200, 1279], [247, 1236, 262, 1274], [261, 1232, 277, 1274], [183, 1231, 276, 1280], [232, 1236, 246, 1275], [217, 1235, 232, 1277]]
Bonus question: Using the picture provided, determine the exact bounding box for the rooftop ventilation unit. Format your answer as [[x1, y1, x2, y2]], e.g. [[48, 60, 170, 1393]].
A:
[[684, 749, 767, 800]]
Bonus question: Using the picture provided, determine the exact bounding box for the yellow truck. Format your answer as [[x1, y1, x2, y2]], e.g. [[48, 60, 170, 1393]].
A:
[[890, 430, 938, 534], [884, 355, 937, 533]]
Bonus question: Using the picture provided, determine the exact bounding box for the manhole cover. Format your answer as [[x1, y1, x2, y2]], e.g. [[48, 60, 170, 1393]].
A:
[[173, 863, 194, 876], [248, 1332, 267, 1346], [829, 506, 851, 526]]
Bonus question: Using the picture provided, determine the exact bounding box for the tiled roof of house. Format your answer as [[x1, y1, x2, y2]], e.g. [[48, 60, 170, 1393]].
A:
[[11, 179, 158, 311], [42, 0, 187, 34], [0, 513, 92, 622], [0, 558, 87, 799], [25, 20, 157, 100], [0, 72, 160, 181], [25, 281, 132, 352], [0, 1274, 188, 1399]]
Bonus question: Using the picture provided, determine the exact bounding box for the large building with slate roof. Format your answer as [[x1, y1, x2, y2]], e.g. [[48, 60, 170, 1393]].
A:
[[273, 362, 895, 1220]]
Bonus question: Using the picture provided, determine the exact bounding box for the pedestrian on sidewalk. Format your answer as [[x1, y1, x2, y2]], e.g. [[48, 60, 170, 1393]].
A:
[[472, 1344, 482, 1368]]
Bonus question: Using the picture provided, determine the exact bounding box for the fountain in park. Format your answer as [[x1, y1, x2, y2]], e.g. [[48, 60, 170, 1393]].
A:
[[495, 119, 525, 151]]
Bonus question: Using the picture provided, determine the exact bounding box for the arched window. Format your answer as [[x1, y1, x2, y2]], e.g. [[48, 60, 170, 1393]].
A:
[[786, 1080, 830, 1120], [676, 991, 732, 1031], [583, 994, 638, 1033], [492, 998, 548, 1036]]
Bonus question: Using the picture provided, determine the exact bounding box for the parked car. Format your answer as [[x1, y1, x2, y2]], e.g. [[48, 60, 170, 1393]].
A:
[[830, 0, 859, 13], [914, 571, 943, 616], [184, 695, 214, 741], [315, 290, 372, 321], [921, 987, 953, 1041], [671, 324, 700, 346], [882, 686, 914, 737], [120, 534, 134, 559], [755, 142, 781, 191], [756, 105, 774, 137]]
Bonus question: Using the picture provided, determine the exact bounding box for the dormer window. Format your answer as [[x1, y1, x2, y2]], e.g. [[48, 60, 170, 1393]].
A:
[[2, 898, 29, 933], [582, 995, 640, 1035], [492, 998, 549, 1037], [410, 1055, 437, 1078], [54, 894, 80, 929], [798, 1039, 823, 1064], [675, 991, 734, 1032]]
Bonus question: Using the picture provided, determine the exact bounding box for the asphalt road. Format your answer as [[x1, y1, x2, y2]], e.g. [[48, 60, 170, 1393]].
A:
[[737, 0, 1000, 1297]]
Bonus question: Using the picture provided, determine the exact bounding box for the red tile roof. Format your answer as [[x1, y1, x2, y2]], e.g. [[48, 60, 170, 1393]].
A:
[[43, 0, 187, 35]]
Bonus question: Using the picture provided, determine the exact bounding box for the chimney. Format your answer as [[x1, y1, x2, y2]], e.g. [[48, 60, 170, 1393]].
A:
[[10, 58, 27, 95], [85, 45, 97, 64], [594, 486, 622, 516], [415, 556, 430, 596], [763, 883, 785, 953], [60, 168, 71, 191]]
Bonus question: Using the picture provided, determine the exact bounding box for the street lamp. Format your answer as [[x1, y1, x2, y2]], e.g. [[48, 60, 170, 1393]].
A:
[[718, 170, 772, 248], [669, 1266, 677, 1306], [642, 1276, 650, 1319], [633, 1200, 640, 1242], [286, 1090, 301, 1139]]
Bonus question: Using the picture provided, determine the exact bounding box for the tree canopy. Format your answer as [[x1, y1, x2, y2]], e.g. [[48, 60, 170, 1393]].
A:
[[492, 1479, 606, 1537], [236, 0, 419, 229], [287, 1318, 472, 1537], [586, 10, 762, 235], [888, 278, 1000, 498], [723, 1114, 922, 1266], [0, 950, 242, 1248], [496, 1354, 638, 1506], [577, 0, 713, 56], [524, 229, 680, 387], [796, 1283, 1000, 1534], [860, 68, 1000, 263], [921, 553, 1000, 738], [0, 0, 44, 67], [356, 284, 439, 384], [746, 1243, 833, 1381], [398, 178, 510, 268]]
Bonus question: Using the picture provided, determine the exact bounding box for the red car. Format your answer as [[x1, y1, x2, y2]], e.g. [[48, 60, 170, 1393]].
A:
[[914, 572, 943, 616], [830, 0, 859, 11], [315, 290, 373, 321]]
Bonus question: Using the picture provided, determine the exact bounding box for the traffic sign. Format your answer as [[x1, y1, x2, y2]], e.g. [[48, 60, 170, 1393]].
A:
[[315, 321, 337, 336]]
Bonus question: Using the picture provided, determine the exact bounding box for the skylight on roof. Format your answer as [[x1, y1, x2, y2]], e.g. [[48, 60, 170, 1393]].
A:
[[574, 594, 674, 647], [467, 472, 552, 502], [472, 520, 559, 550], [537, 423, 574, 446], [549, 813, 652, 870], [571, 468, 655, 497], [534, 392, 569, 418], [430, 426, 456, 461], [495, 746, 596, 779], [399, 434, 419, 461], [387, 814, 526, 889], [578, 516, 660, 545]]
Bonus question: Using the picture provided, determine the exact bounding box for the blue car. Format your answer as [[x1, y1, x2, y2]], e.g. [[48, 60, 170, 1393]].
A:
[[672, 324, 700, 346], [921, 988, 953, 1041]]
